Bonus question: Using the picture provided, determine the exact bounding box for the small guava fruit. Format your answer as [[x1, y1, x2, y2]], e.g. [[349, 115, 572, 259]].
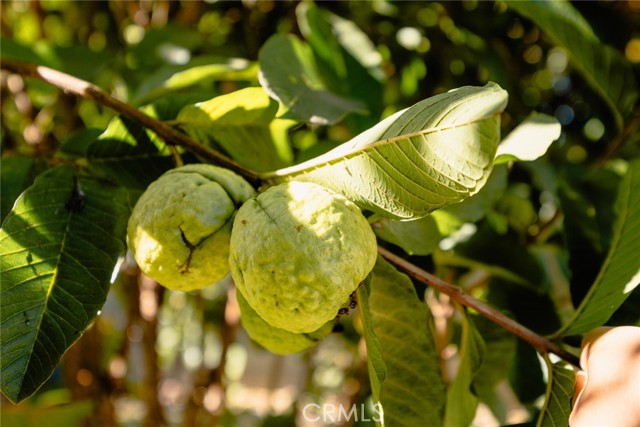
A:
[[127, 164, 255, 292], [236, 289, 332, 354], [229, 181, 377, 333]]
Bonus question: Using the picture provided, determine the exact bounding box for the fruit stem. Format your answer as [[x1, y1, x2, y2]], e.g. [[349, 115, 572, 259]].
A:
[[378, 246, 581, 367]]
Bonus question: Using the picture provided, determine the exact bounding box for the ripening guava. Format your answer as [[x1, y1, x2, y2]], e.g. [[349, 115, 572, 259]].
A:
[[236, 289, 332, 354], [229, 181, 377, 333], [127, 164, 255, 292]]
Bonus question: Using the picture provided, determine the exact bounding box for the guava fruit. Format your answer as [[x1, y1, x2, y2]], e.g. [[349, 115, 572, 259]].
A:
[[127, 164, 255, 292], [236, 289, 332, 354], [229, 181, 377, 333]]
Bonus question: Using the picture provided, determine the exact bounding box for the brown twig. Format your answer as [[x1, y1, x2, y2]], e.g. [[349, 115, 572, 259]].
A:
[[0, 58, 261, 186], [378, 246, 581, 367]]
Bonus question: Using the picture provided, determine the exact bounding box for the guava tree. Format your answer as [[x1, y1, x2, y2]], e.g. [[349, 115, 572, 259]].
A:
[[1, 1, 639, 426]]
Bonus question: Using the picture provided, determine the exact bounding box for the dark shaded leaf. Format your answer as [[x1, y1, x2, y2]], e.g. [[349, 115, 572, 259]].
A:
[[258, 34, 367, 125]]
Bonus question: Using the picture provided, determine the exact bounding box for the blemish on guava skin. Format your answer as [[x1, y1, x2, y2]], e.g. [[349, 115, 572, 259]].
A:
[[241, 219, 247, 225], [178, 226, 196, 274]]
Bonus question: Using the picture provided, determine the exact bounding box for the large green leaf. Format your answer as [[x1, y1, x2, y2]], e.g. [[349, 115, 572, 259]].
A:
[[444, 310, 486, 427], [258, 34, 367, 125], [263, 83, 508, 219], [357, 256, 446, 427], [177, 87, 293, 172], [555, 160, 640, 337], [506, 0, 638, 130], [0, 165, 131, 403], [296, 2, 384, 132], [537, 359, 576, 427]]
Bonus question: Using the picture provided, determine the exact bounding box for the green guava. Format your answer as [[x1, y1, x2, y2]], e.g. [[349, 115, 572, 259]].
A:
[[236, 289, 333, 355], [127, 164, 255, 292], [229, 181, 377, 333]]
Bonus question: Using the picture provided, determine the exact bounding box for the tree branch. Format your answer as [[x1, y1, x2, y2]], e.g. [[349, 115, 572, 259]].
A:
[[378, 246, 581, 367], [0, 58, 261, 186], [2, 57, 581, 368]]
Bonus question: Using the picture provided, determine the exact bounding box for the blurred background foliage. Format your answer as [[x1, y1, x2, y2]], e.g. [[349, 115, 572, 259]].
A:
[[1, 1, 639, 426]]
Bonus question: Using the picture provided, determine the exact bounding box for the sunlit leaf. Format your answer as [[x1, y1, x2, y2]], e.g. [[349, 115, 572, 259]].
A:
[[357, 256, 445, 427], [556, 160, 640, 337], [507, 0, 638, 130], [495, 113, 561, 164], [537, 358, 576, 427], [177, 87, 293, 172], [0, 165, 131, 403], [264, 83, 508, 219], [134, 55, 259, 103], [258, 34, 367, 125]]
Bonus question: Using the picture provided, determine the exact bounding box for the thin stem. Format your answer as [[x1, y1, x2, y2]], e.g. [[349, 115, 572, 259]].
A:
[[378, 246, 581, 367], [0, 58, 261, 186]]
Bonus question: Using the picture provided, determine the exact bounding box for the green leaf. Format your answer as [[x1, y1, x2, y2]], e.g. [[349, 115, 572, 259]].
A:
[[264, 83, 508, 219], [134, 55, 259, 104], [296, 2, 385, 131], [258, 34, 367, 125], [356, 276, 384, 406], [495, 113, 561, 164], [1, 156, 35, 223], [57, 129, 103, 160], [371, 215, 441, 256], [87, 110, 174, 189], [357, 256, 445, 427], [0, 165, 131, 403], [556, 160, 640, 337], [506, 0, 638, 130], [444, 310, 486, 427], [177, 87, 293, 172], [441, 164, 508, 224], [537, 359, 576, 427]]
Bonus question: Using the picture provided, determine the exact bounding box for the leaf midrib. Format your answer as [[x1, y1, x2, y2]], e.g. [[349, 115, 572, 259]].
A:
[[262, 114, 500, 179], [13, 198, 74, 402]]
